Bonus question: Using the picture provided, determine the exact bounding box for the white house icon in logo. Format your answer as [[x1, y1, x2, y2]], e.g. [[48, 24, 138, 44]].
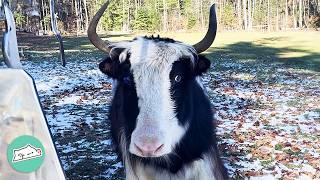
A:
[[12, 144, 42, 163]]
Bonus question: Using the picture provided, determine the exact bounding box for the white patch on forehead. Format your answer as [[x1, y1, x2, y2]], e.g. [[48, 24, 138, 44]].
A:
[[112, 37, 196, 65], [113, 37, 196, 156]]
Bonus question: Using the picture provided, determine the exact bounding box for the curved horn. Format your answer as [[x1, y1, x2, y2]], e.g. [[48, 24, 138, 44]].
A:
[[87, 0, 112, 53], [193, 4, 217, 54]]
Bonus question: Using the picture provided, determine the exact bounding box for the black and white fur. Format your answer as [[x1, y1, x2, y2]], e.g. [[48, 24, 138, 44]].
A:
[[99, 36, 228, 180]]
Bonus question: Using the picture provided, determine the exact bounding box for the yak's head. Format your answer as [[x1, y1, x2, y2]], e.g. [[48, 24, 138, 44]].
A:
[[88, 0, 217, 158]]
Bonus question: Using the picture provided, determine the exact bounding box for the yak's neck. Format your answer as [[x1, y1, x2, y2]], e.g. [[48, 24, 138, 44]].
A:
[[124, 149, 219, 180]]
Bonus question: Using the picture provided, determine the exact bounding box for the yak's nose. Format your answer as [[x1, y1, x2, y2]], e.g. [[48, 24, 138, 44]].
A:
[[130, 135, 165, 157], [134, 142, 164, 157]]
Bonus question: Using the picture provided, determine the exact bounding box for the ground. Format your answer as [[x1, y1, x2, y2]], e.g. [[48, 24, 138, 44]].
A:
[[0, 31, 319, 179]]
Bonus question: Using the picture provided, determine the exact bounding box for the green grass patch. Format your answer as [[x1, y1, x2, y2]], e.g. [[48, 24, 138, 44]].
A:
[[260, 159, 274, 168], [314, 109, 320, 114], [2, 31, 320, 72], [204, 31, 320, 72], [286, 99, 305, 107], [285, 163, 303, 169], [275, 144, 283, 151], [283, 148, 303, 156], [298, 133, 318, 141]]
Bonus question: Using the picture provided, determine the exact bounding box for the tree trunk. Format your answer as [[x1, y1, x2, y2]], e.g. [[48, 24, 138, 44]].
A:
[[237, 0, 242, 29], [200, 0, 204, 29], [128, 0, 130, 31], [307, 0, 310, 17], [177, 0, 181, 30], [293, 0, 297, 28], [163, 0, 168, 32], [83, 0, 89, 31], [79, 0, 84, 31], [41, 0, 46, 33], [177, 0, 181, 20], [285, 0, 288, 30], [299, 0, 303, 27], [276, 2, 279, 31], [252, 0, 256, 30], [243, 0, 248, 30], [268, 0, 271, 31], [219, 0, 222, 27], [135, 0, 138, 18], [122, 0, 125, 31], [248, 0, 252, 30], [75, 0, 80, 36]]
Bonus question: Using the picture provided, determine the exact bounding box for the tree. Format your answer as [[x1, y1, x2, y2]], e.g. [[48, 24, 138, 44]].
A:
[[14, 12, 25, 29]]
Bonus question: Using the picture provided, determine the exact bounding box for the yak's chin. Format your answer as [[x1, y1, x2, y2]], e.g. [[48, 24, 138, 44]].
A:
[[129, 152, 181, 172]]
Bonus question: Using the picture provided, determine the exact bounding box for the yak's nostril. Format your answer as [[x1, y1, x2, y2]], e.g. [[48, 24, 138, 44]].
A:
[[154, 144, 164, 153], [134, 143, 144, 154]]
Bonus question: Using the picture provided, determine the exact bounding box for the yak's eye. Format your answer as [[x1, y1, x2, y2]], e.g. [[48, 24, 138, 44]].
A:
[[174, 75, 182, 83], [123, 76, 132, 85]]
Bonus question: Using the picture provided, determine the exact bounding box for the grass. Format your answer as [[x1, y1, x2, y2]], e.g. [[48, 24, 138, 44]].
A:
[[164, 31, 320, 72], [205, 31, 320, 72], [260, 159, 274, 168], [1, 31, 320, 71], [275, 144, 283, 151]]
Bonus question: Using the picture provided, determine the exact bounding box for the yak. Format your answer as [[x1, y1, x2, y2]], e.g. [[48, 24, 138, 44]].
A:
[[88, 1, 228, 179]]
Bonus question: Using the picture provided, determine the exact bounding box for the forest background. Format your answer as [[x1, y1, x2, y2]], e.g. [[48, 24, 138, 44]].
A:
[[7, 0, 320, 35]]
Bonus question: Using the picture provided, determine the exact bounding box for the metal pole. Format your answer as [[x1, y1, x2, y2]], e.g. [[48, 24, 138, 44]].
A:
[[50, 0, 66, 66]]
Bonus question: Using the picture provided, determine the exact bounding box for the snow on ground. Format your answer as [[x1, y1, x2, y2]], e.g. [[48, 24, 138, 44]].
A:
[[207, 58, 320, 179], [22, 58, 124, 179], [1, 54, 319, 179]]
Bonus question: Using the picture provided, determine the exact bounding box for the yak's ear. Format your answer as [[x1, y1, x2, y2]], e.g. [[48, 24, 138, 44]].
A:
[[99, 56, 120, 78], [194, 55, 211, 76], [99, 48, 129, 78]]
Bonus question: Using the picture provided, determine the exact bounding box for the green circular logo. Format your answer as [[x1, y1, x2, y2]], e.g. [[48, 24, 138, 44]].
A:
[[7, 135, 45, 173]]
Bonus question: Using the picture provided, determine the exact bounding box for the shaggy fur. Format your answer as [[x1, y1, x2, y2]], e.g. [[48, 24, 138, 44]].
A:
[[99, 36, 228, 180]]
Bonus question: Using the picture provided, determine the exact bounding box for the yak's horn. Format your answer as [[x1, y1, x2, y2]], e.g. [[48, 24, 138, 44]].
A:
[[88, 0, 112, 53], [193, 4, 217, 54]]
